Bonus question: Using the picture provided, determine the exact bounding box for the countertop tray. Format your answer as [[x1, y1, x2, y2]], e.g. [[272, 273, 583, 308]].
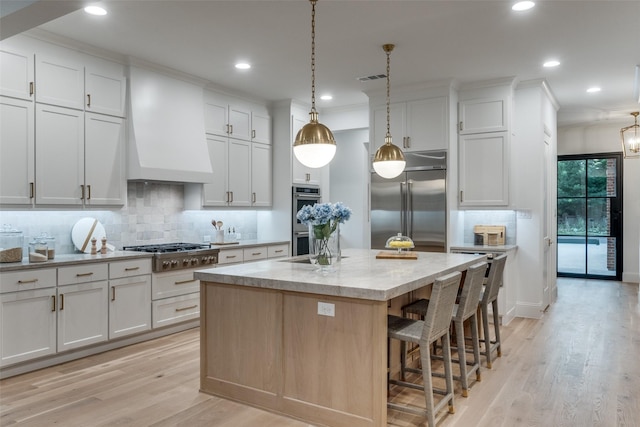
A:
[[375, 251, 418, 260]]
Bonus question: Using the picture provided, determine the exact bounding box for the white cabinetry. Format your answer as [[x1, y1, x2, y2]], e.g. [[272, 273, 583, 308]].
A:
[[151, 269, 200, 329], [372, 97, 448, 153], [458, 132, 509, 206], [198, 93, 272, 207], [0, 268, 57, 367], [0, 42, 126, 207], [457, 81, 513, 207], [108, 259, 152, 339], [35, 55, 84, 110], [217, 242, 290, 265], [0, 48, 34, 101], [0, 97, 34, 204], [57, 263, 109, 352], [35, 104, 84, 205], [251, 142, 272, 206]]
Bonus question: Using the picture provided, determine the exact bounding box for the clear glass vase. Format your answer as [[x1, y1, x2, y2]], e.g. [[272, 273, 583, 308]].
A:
[[308, 222, 340, 272]]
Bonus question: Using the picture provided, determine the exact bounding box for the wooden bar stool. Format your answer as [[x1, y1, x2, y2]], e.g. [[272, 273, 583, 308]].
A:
[[478, 253, 507, 368], [387, 271, 461, 427], [401, 261, 487, 397]]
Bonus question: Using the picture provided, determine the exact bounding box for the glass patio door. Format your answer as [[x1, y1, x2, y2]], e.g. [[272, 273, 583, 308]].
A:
[[557, 153, 622, 280]]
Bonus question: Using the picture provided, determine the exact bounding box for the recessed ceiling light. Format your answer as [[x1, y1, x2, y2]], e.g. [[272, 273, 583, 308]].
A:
[[320, 94, 333, 101], [235, 63, 251, 70], [512, 1, 535, 11], [543, 60, 560, 68], [586, 87, 601, 93], [84, 6, 107, 16]]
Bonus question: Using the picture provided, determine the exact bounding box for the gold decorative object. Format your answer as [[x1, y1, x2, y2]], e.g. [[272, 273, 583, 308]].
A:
[[293, 0, 336, 169], [372, 43, 406, 179]]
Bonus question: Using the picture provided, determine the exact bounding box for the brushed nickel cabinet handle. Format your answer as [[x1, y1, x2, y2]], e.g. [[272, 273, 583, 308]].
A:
[[87, 94, 91, 107], [80, 184, 85, 200], [29, 82, 34, 96], [87, 184, 91, 200], [406, 136, 411, 148], [175, 305, 197, 312], [229, 124, 233, 134], [460, 190, 464, 203], [18, 279, 38, 284], [59, 294, 64, 310], [111, 287, 116, 301], [252, 252, 262, 256], [226, 255, 237, 259], [252, 192, 256, 203], [274, 249, 284, 253], [124, 267, 140, 271], [51, 295, 56, 312], [230, 191, 234, 203], [459, 121, 463, 131], [30, 182, 34, 198], [252, 129, 256, 139], [174, 279, 196, 285]]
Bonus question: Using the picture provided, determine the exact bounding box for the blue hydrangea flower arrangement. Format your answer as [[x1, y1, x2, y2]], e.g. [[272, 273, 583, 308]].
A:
[[297, 202, 352, 266]]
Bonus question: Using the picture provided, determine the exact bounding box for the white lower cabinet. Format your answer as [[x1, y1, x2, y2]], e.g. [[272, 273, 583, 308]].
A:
[[0, 268, 57, 367], [57, 281, 108, 351], [151, 269, 200, 328], [108, 258, 152, 339], [0, 288, 56, 367]]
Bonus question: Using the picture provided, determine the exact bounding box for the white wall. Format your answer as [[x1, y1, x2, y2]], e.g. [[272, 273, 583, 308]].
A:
[[558, 121, 640, 283]]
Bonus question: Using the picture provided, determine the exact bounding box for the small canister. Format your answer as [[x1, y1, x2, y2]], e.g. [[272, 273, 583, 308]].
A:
[[38, 232, 56, 259], [0, 224, 24, 263], [28, 238, 48, 263]]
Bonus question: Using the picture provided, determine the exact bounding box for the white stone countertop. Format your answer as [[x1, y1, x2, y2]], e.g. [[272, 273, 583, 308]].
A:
[[0, 251, 153, 272], [195, 248, 486, 301], [450, 244, 518, 253]]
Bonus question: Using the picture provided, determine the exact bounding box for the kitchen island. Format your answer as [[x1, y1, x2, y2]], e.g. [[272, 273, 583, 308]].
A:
[[195, 248, 485, 427]]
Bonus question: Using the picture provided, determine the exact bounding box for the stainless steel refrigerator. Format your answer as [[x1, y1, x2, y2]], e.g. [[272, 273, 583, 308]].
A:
[[371, 151, 446, 252]]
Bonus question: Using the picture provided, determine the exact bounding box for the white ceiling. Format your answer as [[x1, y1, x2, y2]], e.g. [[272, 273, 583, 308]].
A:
[[4, 0, 640, 127]]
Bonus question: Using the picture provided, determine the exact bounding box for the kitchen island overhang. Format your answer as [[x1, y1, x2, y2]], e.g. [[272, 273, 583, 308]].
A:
[[196, 249, 485, 427]]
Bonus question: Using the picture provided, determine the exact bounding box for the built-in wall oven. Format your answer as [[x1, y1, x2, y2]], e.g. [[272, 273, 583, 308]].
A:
[[292, 185, 321, 256]]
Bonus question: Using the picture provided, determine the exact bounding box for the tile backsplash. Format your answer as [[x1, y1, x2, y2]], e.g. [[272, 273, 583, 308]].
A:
[[0, 182, 258, 255], [462, 210, 517, 245]]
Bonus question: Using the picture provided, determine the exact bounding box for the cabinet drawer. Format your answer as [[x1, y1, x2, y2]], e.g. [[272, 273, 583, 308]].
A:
[[243, 246, 267, 262], [58, 263, 108, 286], [268, 244, 289, 259], [109, 258, 152, 279], [152, 270, 199, 300], [152, 293, 200, 328], [217, 249, 244, 265], [0, 268, 56, 293]]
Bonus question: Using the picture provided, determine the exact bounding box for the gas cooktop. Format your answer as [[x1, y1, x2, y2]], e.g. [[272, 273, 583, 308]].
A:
[[123, 243, 218, 271], [122, 243, 209, 253]]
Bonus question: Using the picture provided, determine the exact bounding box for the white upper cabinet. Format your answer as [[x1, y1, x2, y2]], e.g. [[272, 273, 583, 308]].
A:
[[251, 111, 271, 144], [458, 97, 508, 134], [35, 55, 84, 110], [84, 113, 126, 205], [458, 132, 509, 207], [35, 104, 84, 205], [372, 96, 448, 153], [251, 142, 272, 206], [202, 135, 229, 206], [0, 48, 34, 101], [85, 63, 126, 117], [0, 97, 34, 205], [227, 139, 252, 206], [228, 105, 251, 141], [204, 101, 228, 137]]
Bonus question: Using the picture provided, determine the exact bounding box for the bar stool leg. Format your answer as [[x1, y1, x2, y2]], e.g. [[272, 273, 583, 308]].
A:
[[492, 299, 502, 357]]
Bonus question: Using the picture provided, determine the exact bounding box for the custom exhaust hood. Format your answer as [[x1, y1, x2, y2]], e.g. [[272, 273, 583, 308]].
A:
[[127, 66, 213, 183]]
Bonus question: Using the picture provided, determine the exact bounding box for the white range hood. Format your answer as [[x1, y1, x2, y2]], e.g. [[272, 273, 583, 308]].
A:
[[127, 66, 213, 183]]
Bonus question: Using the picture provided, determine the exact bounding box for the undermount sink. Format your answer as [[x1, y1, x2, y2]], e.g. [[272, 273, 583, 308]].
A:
[[279, 256, 347, 264]]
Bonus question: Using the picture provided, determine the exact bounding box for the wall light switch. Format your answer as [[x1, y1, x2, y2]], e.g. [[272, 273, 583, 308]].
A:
[[317, 302, 335, 317]]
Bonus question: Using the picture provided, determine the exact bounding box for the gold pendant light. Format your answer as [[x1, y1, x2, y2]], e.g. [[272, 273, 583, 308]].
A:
[[293, 0, 336, 169], [372, 44, 406, 179], [620, 111, 640, 159]]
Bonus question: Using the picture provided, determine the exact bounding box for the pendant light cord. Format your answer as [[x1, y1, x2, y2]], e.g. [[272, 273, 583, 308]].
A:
[[310, 0, 317, 113], [386, 47, 391, 140]]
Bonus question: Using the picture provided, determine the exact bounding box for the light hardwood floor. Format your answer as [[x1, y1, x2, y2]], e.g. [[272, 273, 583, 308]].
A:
[[1, 278, 638, 427]]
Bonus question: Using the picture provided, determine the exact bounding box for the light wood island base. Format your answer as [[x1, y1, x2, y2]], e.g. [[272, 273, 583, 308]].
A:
[[200, 282, 388, 427]]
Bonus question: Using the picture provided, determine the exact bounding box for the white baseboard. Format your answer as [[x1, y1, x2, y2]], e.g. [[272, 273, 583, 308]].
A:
[[515, 302, 544, 319], [500, 306, 516, 326], [622, 272, 640, 284]]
